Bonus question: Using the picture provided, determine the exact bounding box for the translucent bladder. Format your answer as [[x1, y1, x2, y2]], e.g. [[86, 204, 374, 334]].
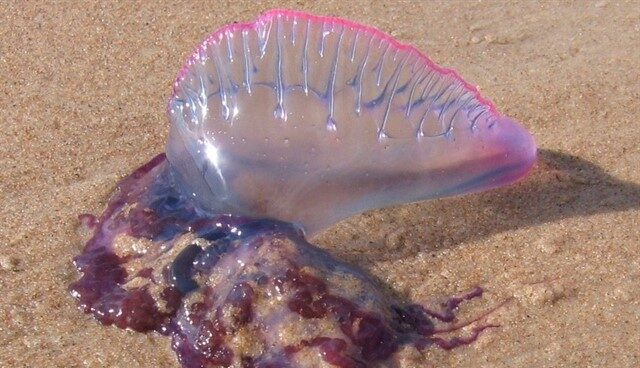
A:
[[166, 9, 537, 234]]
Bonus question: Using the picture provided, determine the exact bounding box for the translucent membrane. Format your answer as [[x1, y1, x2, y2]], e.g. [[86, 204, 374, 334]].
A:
[[167, 9, 536, 234]]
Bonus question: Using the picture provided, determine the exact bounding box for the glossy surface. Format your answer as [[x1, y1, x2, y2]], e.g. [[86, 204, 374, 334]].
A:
[[167, 10, 536, 234]]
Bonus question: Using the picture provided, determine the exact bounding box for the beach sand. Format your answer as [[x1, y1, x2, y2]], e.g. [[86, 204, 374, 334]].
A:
[[1, 1, 639, 367]]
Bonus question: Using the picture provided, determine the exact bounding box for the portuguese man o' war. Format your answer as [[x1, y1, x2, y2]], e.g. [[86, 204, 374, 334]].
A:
[[70, 9, 536, 368]]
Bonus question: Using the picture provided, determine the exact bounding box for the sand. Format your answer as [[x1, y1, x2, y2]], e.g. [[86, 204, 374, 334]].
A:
[[1, 1, 639, 367]]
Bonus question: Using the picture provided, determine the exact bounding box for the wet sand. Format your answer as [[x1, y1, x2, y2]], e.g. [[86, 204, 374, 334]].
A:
[[1, 1, 639, 367]]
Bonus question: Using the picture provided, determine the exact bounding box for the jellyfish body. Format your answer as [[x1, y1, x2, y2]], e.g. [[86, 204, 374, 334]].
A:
[[71, 9, 536, 368]]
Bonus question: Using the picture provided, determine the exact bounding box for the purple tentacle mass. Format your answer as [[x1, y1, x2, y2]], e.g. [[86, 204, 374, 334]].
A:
[[70, 155, 496, 367]]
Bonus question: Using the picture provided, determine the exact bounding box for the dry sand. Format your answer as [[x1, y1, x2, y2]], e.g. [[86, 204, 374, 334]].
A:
[[1, 1, 639, 367]]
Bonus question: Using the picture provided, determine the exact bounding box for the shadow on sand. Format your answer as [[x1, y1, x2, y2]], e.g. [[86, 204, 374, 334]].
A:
[[329, 149, 640, 263]]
